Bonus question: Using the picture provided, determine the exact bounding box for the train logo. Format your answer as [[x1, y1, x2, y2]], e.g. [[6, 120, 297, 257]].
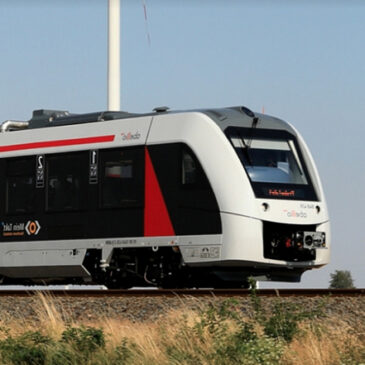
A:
[[121, 131, 141, 141], [25, 221, 41, 236], [283, 209, 308, 218], [2, 220, 41, 237]]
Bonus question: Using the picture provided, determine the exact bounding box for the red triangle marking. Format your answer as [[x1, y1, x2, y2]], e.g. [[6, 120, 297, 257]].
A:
[[144, 147, 175, 237]]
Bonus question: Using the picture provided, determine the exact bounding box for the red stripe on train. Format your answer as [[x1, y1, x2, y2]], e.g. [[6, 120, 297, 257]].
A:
[[144, 147, 175, 237], [0, 135, 115, 152]]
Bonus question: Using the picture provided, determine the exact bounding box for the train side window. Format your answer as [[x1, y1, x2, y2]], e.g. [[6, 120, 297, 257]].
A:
[[6, 157, 36, 214], [182, 151, 197, 185], [47, 152, 87, 212], [100, 148, 144, 208], [181, 147, 208, 188]]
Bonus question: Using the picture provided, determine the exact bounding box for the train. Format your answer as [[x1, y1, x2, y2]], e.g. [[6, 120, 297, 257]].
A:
[[0, 106, 330, 288]]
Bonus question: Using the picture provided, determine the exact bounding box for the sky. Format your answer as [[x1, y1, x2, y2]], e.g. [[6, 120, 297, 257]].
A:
[[0, 0, 364, 288]]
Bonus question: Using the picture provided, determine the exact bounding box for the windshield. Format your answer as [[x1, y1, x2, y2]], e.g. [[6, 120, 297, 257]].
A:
[[230, 137, 307, 184], [226, 127, 318, 201]]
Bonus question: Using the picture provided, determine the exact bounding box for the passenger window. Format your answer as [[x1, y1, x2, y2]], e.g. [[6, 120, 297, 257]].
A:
[[181, 147, 208, 188], [182, 151, 197, 185], [47, 152, 87, 211], [6, 158, 35, 214], [100, 148, 144, 208]]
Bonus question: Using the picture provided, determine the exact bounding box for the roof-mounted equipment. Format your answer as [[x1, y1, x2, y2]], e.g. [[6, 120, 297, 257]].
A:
[[0, 120, 29, 133], [32, 109, 71, 122], [26, 109, 138, 129], [237, 106, 255, 118], [153, 106, 169, 113]]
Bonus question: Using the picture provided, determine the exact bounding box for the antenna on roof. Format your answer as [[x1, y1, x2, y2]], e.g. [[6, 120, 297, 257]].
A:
[[142, 0, 151, 47], [108, 0, 121, 111]]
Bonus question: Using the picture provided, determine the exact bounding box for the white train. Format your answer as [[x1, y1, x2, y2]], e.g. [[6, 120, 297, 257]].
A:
[[0, 106, 330, 288]]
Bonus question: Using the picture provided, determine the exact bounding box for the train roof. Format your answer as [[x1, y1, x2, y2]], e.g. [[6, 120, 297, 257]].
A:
[[0, 106, 295, 135]]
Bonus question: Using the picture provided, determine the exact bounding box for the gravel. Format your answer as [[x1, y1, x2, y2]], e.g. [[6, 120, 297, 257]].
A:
[[0, 293, 363, 331]]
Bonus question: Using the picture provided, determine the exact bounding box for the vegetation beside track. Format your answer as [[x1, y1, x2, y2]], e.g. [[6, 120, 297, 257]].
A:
[[0, 290, 363, 364]]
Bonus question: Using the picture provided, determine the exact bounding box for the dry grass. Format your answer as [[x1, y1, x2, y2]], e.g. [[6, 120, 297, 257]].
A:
[[282, 320, 365, 365], [31, 292, 70, 339], [101, 318, 166, 364], [98, 309, 217, 365]]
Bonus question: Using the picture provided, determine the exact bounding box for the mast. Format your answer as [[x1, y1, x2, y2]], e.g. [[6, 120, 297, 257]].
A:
[[108, 0, 121, 111]]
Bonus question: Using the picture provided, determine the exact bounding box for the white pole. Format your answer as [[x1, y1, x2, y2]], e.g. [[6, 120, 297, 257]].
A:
[[108, 0, 121, 111]]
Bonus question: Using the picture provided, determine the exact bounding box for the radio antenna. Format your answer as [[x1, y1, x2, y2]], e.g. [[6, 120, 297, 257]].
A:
[[142, 0, 151, 46], [108, 0, 121, 111]]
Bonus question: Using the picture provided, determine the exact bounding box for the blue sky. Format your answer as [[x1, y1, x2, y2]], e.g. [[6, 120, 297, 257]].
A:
[[0, 1, 364, 288]]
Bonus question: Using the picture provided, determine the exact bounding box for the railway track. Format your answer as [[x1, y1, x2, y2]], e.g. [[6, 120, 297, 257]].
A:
[[0, 288, 363, 297]]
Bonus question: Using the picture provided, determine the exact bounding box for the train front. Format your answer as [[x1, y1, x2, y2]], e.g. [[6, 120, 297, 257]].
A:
[[207, 107, 330, 284]]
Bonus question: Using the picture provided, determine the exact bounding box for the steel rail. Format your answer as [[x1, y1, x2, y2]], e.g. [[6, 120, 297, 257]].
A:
[[0, 288, 363, 297]]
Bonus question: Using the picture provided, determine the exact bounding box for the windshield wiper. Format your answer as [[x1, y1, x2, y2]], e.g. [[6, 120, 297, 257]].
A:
[[238, 134, 253, 166], [246, 116, 259, 149], [240, 116, 259, 166]]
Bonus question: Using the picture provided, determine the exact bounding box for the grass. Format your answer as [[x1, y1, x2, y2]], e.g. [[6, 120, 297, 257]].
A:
[[0, 292, 363, 365]]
